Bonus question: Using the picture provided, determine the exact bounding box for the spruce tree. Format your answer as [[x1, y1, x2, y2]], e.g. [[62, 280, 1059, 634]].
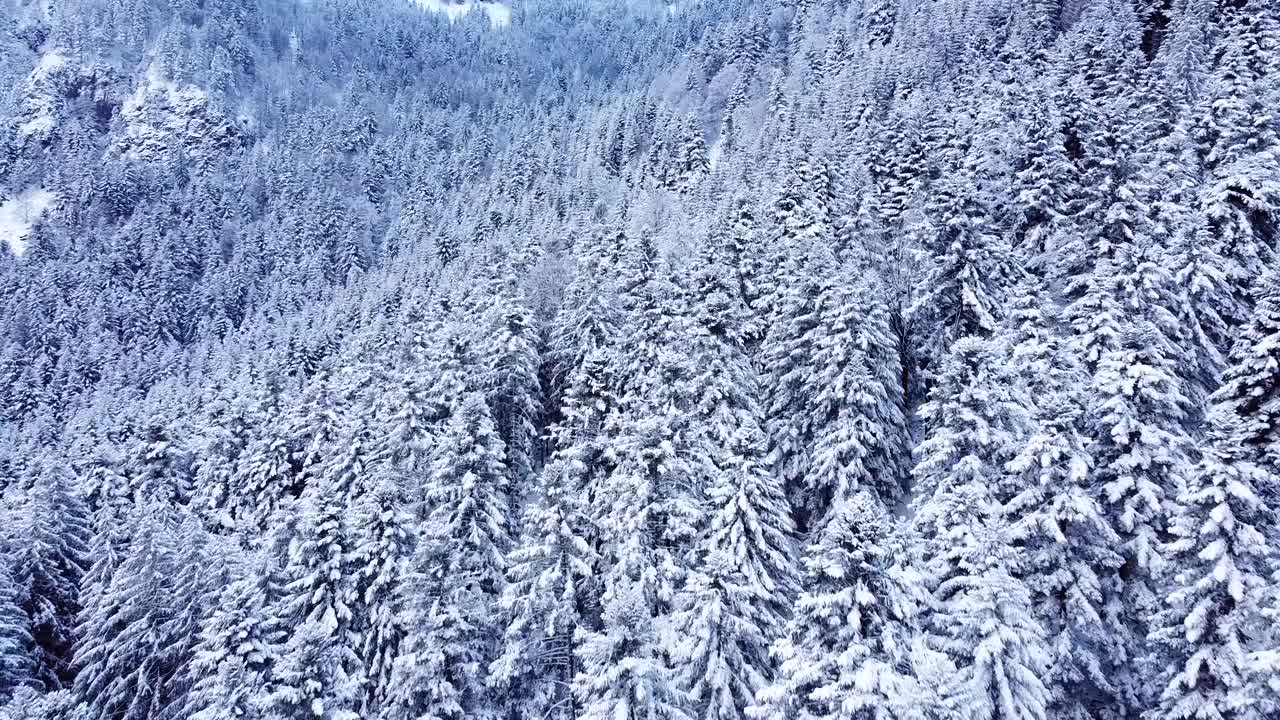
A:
[[670, 424, 797, 720], [491, 459, 598, 720], [349, 470, 415, 715], [72, 502, 178, 720], [1003, 292, 1128, 720], [751, 493, 932, 720], [931, 513, 1052, 720], [7, 465, 89, 690], [184, 553, 284, 720], [383, 393, 510, 720], [0, 566, 33, 703], [1147, 409, 1274, 720], [573, 579, 692, 720]]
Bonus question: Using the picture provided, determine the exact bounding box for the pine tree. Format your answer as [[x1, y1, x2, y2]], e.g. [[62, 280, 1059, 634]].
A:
[[1003, 292, 1128, 720], [675, 113, 711, 191], [669, 424, 797, 720], [914, 168, 1021, 347], [184, 553, 284, 720], [266, 623, 362, 720], [573, 579, 692, 720], [7, 465, 89, 690], [763, 252, 908, 530], [383, 393, 511, 720], [1207, 272, 1280, 482], [751, 493, 932, 720], [1087, 315, 1195, 714], [349, 470, 415, 715], [480, 278, 542, 501], [155, 515, 222, 720], [1147, 408, 1274, 720], [1196, 0, 1280, 326], [262, 474, 364, 720], [491, 459, 599, 720], [931, 513, 1052, 720], [912, 337, 1031, 559], [0, 566, 33, 703], [72, 502, 178, 720]]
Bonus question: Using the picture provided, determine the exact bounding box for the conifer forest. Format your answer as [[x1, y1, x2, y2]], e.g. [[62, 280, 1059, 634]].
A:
[[0, 0, 1278, 718]]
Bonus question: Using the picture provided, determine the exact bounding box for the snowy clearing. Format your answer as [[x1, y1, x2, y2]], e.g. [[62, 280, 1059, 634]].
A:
[[0, 188, 57, 256]]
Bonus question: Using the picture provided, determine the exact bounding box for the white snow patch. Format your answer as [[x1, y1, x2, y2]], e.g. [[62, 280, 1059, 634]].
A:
[[414, 0, 511, 28], [19, 50, 68, 138], [0, 189, 57, 256], [115, 64, 239, 163]]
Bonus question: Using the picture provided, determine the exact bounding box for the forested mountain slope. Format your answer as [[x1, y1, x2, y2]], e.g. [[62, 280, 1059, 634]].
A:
[[0, 0, 1278, 719]]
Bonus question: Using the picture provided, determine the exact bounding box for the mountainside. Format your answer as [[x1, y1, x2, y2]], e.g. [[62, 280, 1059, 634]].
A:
[[0, 1, 1279, 719]]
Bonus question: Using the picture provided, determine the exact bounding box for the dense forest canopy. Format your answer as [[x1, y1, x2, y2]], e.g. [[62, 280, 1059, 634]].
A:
[[0, 0, 1278, 719]]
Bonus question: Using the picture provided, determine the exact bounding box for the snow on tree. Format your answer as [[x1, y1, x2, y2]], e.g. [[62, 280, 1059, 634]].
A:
[[262, 470, 364, 720], [264, 622, 362, 720], [1207, 271, 1280, 491], [1147, 408, 1275, 720], [382, 392, 511, 720], [491, 459, 599, 720], [478, 276, 543, 504], [763, 248, 908, 530], [1195, 0, 1280, 326], [5, 463, 88, 690], [914, 163, 1022, 347], [1002, 290, 1128, 720], [911, 336, 1031, 557], [930, 511, 1052, 720], [71, 502, 180, 720], [750, 492, 933, 720], [669, 423, 797, 720], [573, 578, 692, 720], [349, 469, 416, 715], [183, 551, 285, 720], [0, 566, 33, 703], [674, 113, 711, 191]]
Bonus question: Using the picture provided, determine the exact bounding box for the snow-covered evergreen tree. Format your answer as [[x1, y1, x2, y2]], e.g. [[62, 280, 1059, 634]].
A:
[[183, 552, 284, 720], [349, 470, 415, 715], [751, 493, 933, 720], [0, 567, 33, 703], [1147, 408, 1274, 720], [930, 513, 1052, 720], [573, 578, 692, 720], [383, 392, 510, 720], [6, 465, 89, 690], [669, 423, 797, 720], [491, 459, 598, 720]]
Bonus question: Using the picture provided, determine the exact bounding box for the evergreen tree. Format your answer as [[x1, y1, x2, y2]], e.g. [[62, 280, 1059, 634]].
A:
[[479, 278, 543, 501], [931, 513, 1052, 720], [349, 470, 415, 715], [491, 459, 599, 720], [751, 493, 932, 720], [1147, 409, 1274, 720], [0, 567, 33, 703], [383, 393, 510, 720], [573, 579, 692, 720], [184, 553, 284, 720], [72, 503, 178, 720], [669, 424, 797, 720], [1207, 272, 1280, 483], [7, 465, 89, 690], [265, 623, 362, 720], [915, 168, 1021, 346], [1003, 292, 1128, 720]]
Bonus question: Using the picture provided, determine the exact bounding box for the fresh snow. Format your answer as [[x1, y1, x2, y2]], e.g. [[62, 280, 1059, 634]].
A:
[[414, 0, 512, 28], [19, 50, 68, 138], [0, 188, 57, 256]]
